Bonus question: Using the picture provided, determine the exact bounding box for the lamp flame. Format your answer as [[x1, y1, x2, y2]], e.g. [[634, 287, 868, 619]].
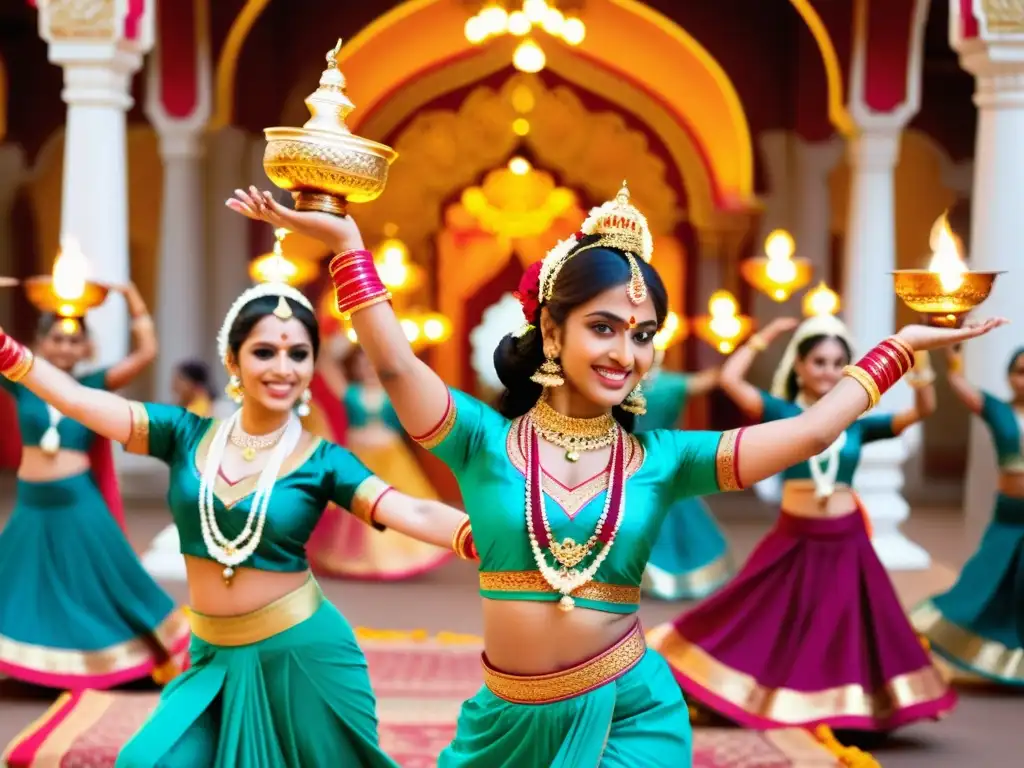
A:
[[927, 214, 966, 293], [707, 290, 742, 352], [52, 237, 88, 301], [803, 281, 840, 317]]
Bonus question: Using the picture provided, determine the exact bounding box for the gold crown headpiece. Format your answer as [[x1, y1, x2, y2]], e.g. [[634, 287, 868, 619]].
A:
[[538, 181, 654, 307]]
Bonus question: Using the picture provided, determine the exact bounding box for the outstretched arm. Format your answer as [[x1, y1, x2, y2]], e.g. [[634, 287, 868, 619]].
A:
[[374, 493, 475, 556], [227, 189, 450, 438], [720, 317, 799, 419], [732, 320, 1004, 487], [944, 348, 983, 415], [0, 330, 132, 442], [104, 283, 158, 391]]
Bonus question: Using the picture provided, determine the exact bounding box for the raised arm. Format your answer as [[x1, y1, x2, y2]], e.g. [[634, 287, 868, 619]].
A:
[[891, 351, 938, 434], [316, 333, 350, 400], [0, 329, 132, 443], [104, 283, 158, 391], [684, 366, 720, 397], [720, 317, 799, 419], [227, 189, 450, 438], [943, 347, 983, 415], [733, 320, 1004, 488]]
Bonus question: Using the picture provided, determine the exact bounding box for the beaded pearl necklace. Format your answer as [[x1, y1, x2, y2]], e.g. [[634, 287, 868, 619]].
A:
[[198, 410, 302, 584], [524, 422, 626, 611], [796, 393, 846, 500]]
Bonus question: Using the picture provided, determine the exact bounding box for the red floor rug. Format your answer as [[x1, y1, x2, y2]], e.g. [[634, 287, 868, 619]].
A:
[[3, 631, 838, 767]]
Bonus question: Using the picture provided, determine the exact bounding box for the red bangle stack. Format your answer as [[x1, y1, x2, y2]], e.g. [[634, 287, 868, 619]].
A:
[[0, 335, 33, 382], [451, 517, 478, 561], [842, 335, 914, 408], [328, 249, 392, 316]]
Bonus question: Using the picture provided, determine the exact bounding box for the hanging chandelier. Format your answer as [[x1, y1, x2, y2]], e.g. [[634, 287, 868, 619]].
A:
[[464, 2, 586, 73]]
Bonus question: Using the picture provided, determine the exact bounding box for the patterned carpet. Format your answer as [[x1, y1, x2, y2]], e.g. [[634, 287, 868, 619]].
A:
[[3, 631, 838, 767]]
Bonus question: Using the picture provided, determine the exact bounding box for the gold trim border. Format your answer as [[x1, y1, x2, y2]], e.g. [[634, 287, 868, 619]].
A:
[[189, 577, 322, 647], [911, 600, 1024, 683], [479, 570, 640, 606], [123, 401, 151, 455]]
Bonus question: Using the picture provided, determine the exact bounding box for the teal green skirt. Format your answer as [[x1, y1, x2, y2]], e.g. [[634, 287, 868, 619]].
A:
[[439, 648, 692, 767], [115, 583, 399, 768], [642, 498, 733, 600], [0, 472, 188, 689], [911, 492, 1024, 686]]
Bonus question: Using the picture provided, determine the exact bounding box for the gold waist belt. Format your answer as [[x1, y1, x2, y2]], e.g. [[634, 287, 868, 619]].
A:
[[482, 621, 646, 704], [479, 571, 641, 606], [188, 577, 323, 647]]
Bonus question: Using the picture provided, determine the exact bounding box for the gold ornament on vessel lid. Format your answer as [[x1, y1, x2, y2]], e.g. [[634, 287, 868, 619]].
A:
[[263, 39, 398, 217]]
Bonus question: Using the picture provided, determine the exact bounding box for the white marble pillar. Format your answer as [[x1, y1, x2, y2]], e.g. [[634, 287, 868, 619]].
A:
[[0, 146, 26, 331], [44, 46, 144, 365], [150, 129, 207, 402], [957, 38, 1024, 542], [842, 126, 930, 570], [792, 136, 844, 284]]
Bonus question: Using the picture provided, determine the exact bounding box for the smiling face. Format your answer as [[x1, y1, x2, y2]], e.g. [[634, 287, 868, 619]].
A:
[[793, 336, 850, 400], [544, 284, 659, 411], [228, 315, 315, 416], [36, 319, 90, 373]]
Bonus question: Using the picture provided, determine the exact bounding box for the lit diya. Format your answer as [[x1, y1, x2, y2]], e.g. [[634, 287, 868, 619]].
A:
[[24, 237, 110, 335], [893, 214, 1003, 328]]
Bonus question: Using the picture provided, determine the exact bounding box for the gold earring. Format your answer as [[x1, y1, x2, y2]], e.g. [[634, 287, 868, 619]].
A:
[[226, 375, 243, 404], [531, 357, 564, 388], [621, 382, 647, 415], [296, 388, 312, 417]]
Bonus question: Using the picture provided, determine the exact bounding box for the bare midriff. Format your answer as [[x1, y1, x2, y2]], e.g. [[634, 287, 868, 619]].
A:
[[481, 598, 636, 675], [183, 555, 312, 616], [17, 447, 91, 482], [780, 479, 859, 518], [998, 472, 1024, 498]]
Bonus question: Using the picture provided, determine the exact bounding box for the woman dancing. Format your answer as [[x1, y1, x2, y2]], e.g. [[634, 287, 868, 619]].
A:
[[228, 182, 1000, 767], [0, 279, 474, 766], [638, 357, 733, 600], [911, 346, 1024, 686], [649, 313, 958, 737], [0, 283, 190, 689], [307, 344, 451, 580]]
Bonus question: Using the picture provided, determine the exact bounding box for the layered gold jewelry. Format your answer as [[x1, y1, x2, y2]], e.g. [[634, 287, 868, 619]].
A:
[[2, 349, 34, 382], [229, 421, 289, 461], [528, 396, 618, 462]]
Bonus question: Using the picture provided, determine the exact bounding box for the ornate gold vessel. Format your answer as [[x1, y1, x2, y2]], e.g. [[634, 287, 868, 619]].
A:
[[892, 270, 1003, 328], [263, 39, 398, 217], [24, 275, 109, 327]]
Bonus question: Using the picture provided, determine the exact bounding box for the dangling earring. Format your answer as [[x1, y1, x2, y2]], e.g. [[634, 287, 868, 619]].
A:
[[226, 375, 243, 404], [531, 357, 564, 388], [296, 388, 312, 417], [621, 382, 647, 415]]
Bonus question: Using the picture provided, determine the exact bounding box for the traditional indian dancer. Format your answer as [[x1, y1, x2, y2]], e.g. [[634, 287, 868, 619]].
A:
[[307, 343, 452, 580], [0, 283, 190, 689], [910, 346, 1024, 686], [172, 359, 214, 417], [0, 279, 475, 767], [649, 313, 958, 738], [638, 358, 733, 600], [228, 182, 1000, 767]]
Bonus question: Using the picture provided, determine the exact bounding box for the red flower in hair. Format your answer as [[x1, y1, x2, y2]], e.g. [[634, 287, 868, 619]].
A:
[[514, 260, 543, 323]]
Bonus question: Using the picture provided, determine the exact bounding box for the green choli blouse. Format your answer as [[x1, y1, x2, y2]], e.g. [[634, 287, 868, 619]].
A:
[[415, 389, 741, 614], [759, 390, 897, 485], [979, 391, 1024, 472], [634, 371, 689, 433], [343, 385, 402, 431], [0, 368, 108, 452], [123, 402, 387, 572]]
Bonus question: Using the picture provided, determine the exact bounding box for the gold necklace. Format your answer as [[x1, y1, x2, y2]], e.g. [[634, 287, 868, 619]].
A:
[[528, 397, 617, 462], [230, 421, 289, 461]]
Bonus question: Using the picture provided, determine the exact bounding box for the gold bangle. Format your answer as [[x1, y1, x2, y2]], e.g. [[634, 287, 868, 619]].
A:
[[842, 364, 881, 409], [748, 334, 767, 352], [451, 518, 473, 560], [948, 356, 963, 373], [884, 335, 914, 369]]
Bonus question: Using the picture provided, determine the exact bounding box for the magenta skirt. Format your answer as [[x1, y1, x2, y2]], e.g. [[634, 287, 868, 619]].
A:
[[649, 509, 957, 731]]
